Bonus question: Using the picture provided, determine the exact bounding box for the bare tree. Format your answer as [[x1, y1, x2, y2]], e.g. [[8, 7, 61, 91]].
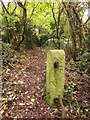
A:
[[50, 3, 66, 49]]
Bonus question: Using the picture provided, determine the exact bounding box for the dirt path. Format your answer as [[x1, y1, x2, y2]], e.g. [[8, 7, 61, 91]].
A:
[[2, 50, 90, 119]]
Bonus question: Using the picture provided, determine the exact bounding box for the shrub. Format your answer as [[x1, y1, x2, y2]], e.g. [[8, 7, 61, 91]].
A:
[[2, 42, 18, 66]]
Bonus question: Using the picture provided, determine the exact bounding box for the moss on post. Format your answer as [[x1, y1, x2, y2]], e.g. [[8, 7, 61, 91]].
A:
[[46, 50, 65, 106]]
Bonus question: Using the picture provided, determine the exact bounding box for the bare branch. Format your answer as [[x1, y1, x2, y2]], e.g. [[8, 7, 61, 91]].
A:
[[58, 4, 64, 28], [1, 0, 9, 14], [10, 2, 17, 15], [50, 3, 57, 28], [83, 16, 90, 26], [72, 4, 82, 23], [17, 2, 24, 9], [30, 3, 39, 20]]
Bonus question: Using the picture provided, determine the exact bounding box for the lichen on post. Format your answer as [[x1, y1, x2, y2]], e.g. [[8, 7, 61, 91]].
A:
[[46, 50, 65, 106]]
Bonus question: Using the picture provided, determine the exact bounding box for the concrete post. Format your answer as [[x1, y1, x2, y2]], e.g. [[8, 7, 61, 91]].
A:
[[46, 50, 65, 106]]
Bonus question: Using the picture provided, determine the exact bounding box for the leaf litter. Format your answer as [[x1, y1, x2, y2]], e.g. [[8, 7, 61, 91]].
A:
[[2, 50, 90, 119]]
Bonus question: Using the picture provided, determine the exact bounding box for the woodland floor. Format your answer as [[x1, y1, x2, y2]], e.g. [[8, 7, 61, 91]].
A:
[[2, 50, 90, 119]]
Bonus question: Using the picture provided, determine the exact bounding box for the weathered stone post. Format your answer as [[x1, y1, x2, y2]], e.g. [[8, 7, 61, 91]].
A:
[[46, 50, 65, 106]]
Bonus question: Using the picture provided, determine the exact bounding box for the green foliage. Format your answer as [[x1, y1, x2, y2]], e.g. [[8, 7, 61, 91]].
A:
[[76, 50, 90, 74], [2, 42, 11, 65], [23, 25, 39, 49], [1, 1, 89, 55], [1, 2, 71, 49], [65, 81, 76, 97], [1, 13, 19, 34], [2, 42, 18, 65]]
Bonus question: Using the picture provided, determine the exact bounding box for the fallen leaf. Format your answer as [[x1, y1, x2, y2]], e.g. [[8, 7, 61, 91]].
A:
[[26, 109, 29, 111], [18, 80, 24, 85], [13, 81, 17, 85], [12, 105, 14, 109], [25, 91, 29, 94], [1, 109, 4, 114], [26, 103, 30, 105], [31, 98, 35, 102], [7, 91, 12, 95], [5, 113, 8, 117], [3, 105, 8, 110], [19, 103, 25, 106], [27, 95, 30, 98], [40, 107, 43, 110]]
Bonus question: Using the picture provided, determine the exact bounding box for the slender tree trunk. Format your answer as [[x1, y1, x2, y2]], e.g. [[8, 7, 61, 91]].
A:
[[72, 5, 84, 49], [63, 2, 77, 61], [69, 21, 77, 61], [50, 3, 64, 49], [15, 1, 27, 50]]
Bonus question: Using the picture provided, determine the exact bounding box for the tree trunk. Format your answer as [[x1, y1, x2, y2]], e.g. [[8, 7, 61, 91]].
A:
[[63, 2, 77, 61], [72, 4, 84, 49], [15, 1, 27, 50]]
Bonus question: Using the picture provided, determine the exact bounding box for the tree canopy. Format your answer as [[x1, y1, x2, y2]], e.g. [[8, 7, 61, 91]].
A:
[[1, 1, 90, 62]]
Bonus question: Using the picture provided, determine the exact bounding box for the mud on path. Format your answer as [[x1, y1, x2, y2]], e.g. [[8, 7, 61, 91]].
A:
[[2, 50, 90, 119]]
